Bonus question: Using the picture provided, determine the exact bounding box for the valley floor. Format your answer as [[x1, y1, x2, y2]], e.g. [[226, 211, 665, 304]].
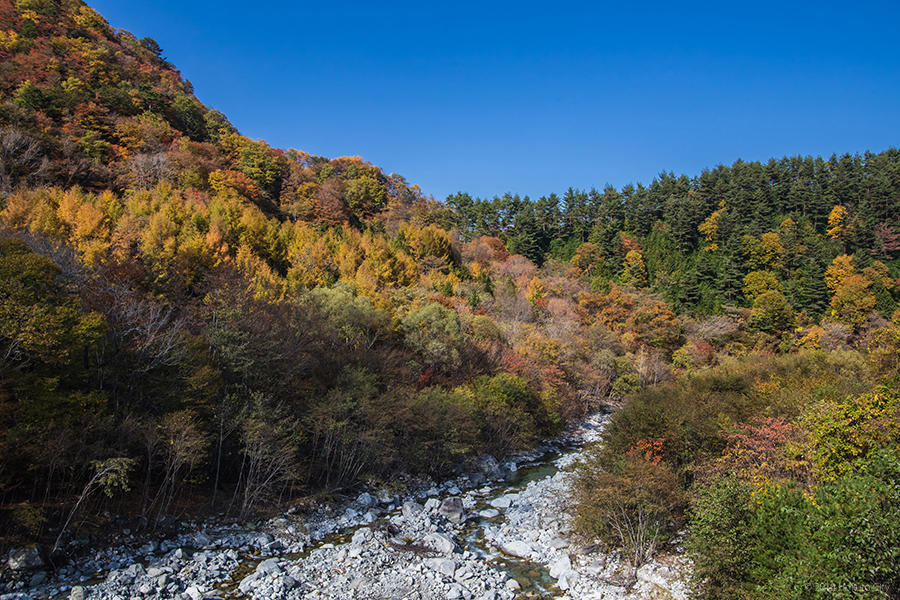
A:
[[4, 413, 689, 600]]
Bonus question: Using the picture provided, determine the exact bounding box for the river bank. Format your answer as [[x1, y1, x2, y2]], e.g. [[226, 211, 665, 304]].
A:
[[2, 412, 689, 600]]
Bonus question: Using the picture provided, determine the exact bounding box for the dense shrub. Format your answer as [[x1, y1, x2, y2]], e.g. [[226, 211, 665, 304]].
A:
[[690, 451, 900, 600], [572, 350, 894, 594], [574, 455, 685, 570]]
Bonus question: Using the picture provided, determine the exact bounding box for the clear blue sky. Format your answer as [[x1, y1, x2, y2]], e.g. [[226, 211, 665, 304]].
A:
[[88, 1, 899, 201]]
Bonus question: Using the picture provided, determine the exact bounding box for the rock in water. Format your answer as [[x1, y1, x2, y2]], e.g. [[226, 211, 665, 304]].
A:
[[500, 540, 533, 558], [438, 497, 465, 523], [489, 494, 513, 509], [475, 454, 504, 480]]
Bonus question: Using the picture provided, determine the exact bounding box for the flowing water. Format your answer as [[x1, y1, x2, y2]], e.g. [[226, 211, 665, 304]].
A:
[[45, 414, 607, 600]]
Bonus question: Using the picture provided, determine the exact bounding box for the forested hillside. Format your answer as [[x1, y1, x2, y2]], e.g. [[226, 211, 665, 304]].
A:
[[0, 2, 897, 586], [448, 152, 900, 316]]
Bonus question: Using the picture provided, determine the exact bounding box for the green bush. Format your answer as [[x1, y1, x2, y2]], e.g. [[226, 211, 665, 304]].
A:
[[689, 451, 900, 600], [401, 302, 465, 372], [803, 386, 900, 480], [468, 373, 538, 453], [688, 475, 756, 599]]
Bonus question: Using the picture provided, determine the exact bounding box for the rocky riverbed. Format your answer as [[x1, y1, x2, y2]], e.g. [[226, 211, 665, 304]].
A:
[[2, 412, 689, 600]]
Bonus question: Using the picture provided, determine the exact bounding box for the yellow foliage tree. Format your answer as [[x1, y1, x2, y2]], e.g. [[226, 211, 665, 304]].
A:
[[525, 277, 548, 305], [743, 271, 782, 302], [829, 274, 876, 328], [824, 254, 856, 293], [621, 250, 648, 287], [698, 202, 725, 251], [826, 205, 849, 241]]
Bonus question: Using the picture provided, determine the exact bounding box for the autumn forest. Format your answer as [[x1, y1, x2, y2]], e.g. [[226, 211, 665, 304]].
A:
[[0, 1, 898, 598]]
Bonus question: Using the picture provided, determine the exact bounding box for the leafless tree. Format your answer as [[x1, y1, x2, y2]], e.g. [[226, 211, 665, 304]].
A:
[[87, 282, 187, 412], [100, 285, 186, 374], [147, 411, 207, 528], [606, 495, 662, 584], [635, 347, 671, 386], [52, 458, 134, 553], [125, 152, 173, 189], [57, 138, 96, 188], [0, 128, 50, 193], [230, 396, 300, 519]]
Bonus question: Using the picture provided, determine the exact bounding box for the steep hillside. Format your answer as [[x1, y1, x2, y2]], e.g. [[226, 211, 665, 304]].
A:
[[0, 0, 428, 220], [0, 0, 592, 547]]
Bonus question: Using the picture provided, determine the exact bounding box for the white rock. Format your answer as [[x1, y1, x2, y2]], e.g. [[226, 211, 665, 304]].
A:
[[424, 557, 457, 578], [184, 584, 203, 600], [255, 557, 281, 576], [402, 501, 423, 520], [549, 554, 571, 578], [500, 540, 533, 558], [489, 495, 513, 509], [146, 567, 165, 578], [422, 532, 457, 554], [69, 586, 85, 600], [351, 527, 371, 545], [557, 570, 578, 591], [238, 573, 258, 593]]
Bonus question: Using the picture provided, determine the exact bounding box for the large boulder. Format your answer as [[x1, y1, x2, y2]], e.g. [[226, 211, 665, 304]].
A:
[[401, 501, 423, 520], [475, 455, 504, 480], [489, 494, 515, 509], [255, 557, 282, 576], [8, 545, 43, 571], [422, 532, 457, 554], [438, 497, 465, 524], [350, 527, 372, 546], [356, 492, 376, 508], [424, 557, 457, 578], [184, 584, 204, 600], [549, 554, 572, 578], [500, 540, 533, 558]]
